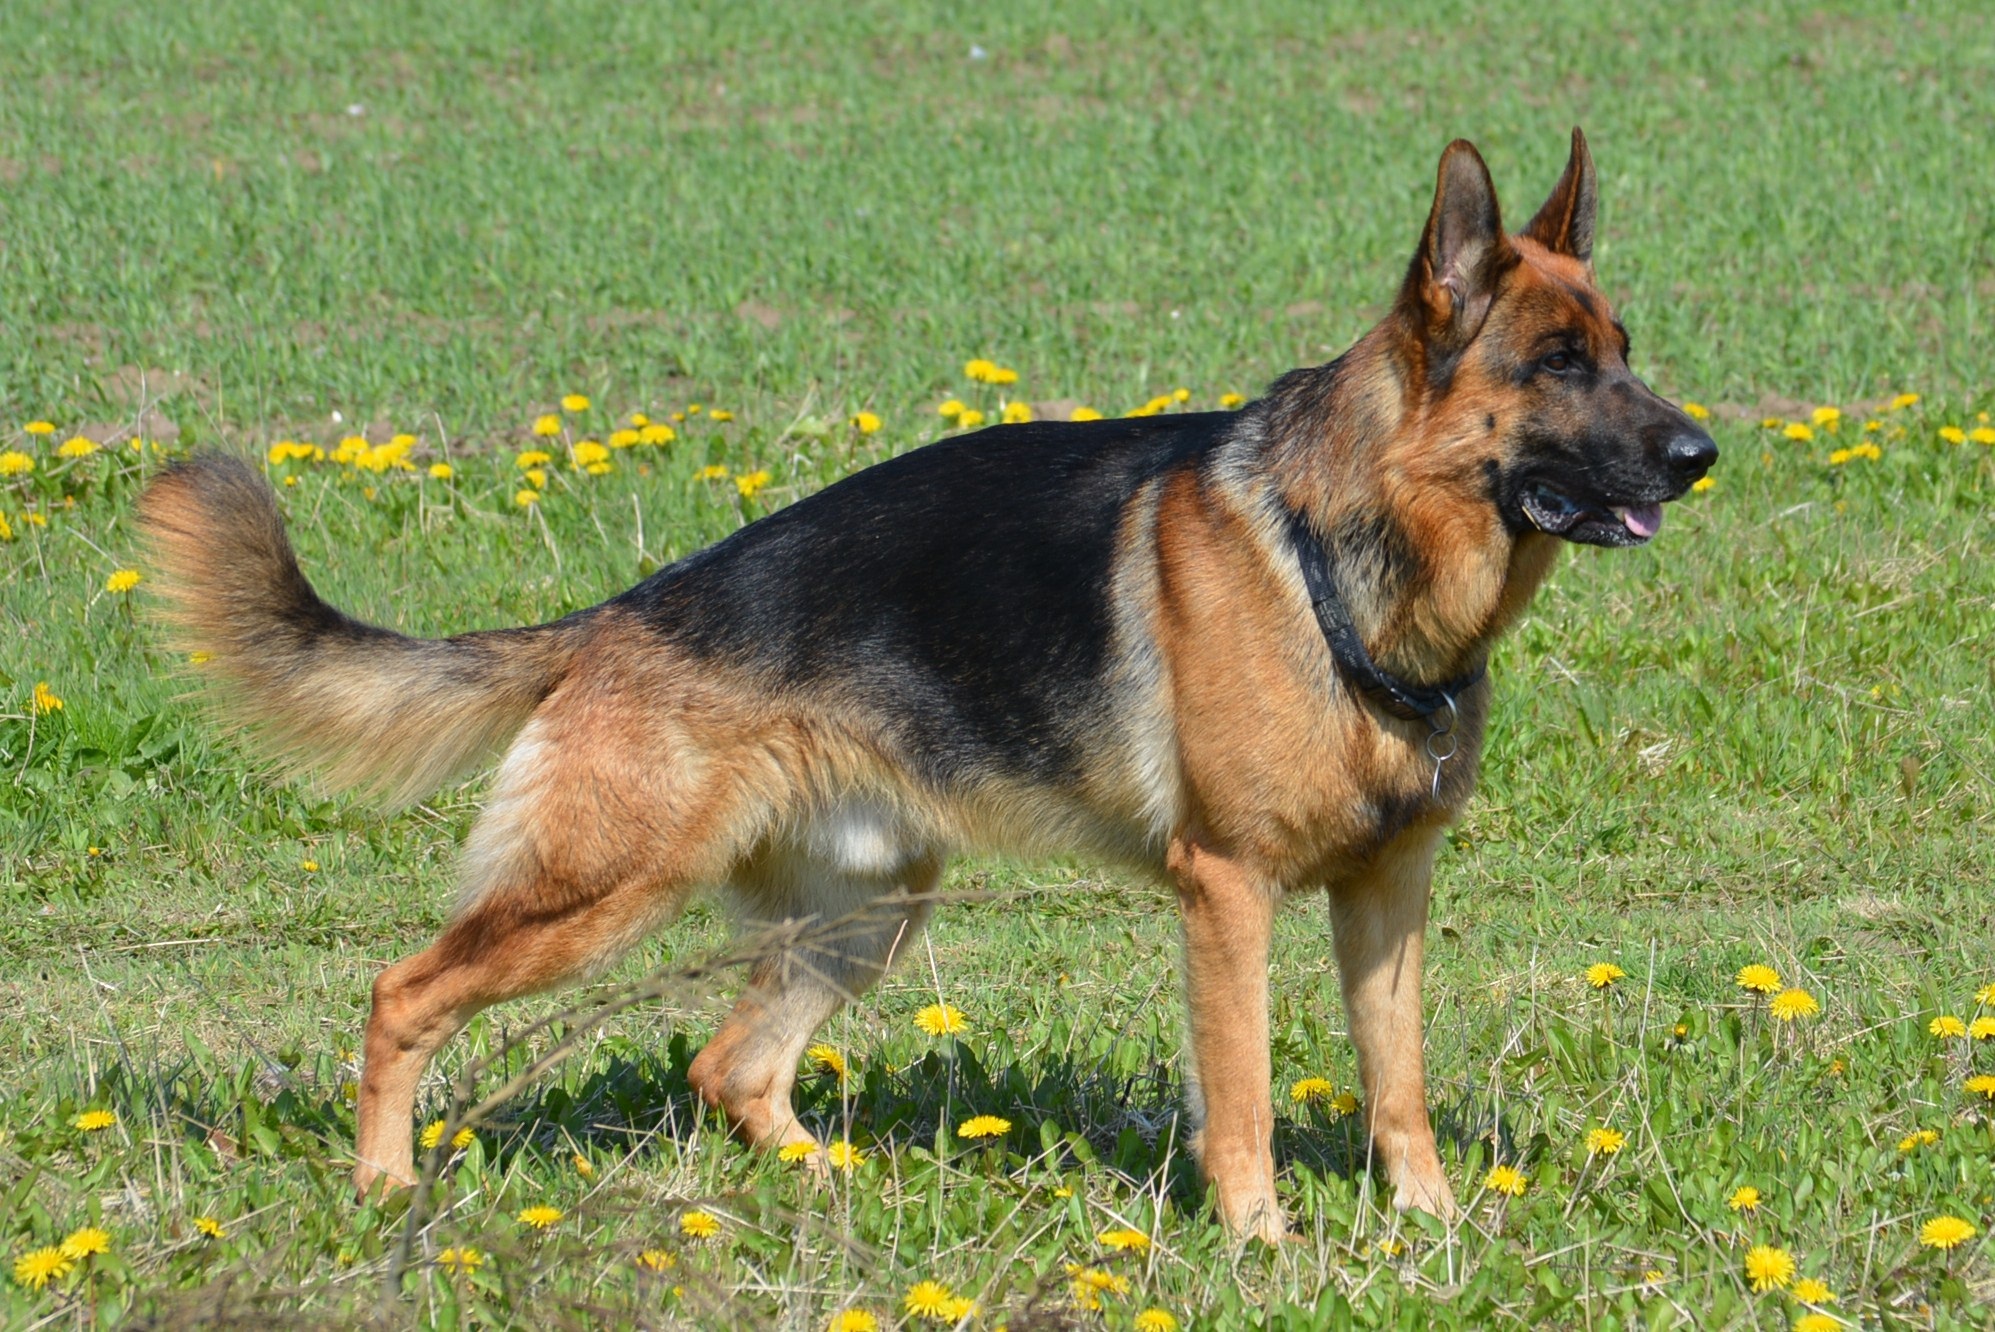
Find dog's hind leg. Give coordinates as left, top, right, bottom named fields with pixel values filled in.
left=351, top=684, right=747, bottom=1198
left=689, top=853, right=941, bottom=1155
left=1327, top=825, right=1457, bottom=1218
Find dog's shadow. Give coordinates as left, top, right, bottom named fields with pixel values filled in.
left=439, top=1034, right=1516, bottom=1208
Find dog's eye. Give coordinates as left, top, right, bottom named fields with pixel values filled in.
left=1542, top=351, right=1575, bottom=375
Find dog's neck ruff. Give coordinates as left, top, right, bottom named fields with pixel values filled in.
left=1281, top=507, right=1486, bottom=724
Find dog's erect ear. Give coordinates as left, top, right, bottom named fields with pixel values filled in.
left=1523, top=127, right=1597, bottom=264
left=1403, top=139, right=1513, bottom=347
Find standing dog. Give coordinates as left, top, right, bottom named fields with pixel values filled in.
left=140, top=129, right=1713, bottom=1240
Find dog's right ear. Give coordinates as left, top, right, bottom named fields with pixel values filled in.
left=1400, top=139, right=1515, bottom=350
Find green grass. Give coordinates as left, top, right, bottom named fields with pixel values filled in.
left=4, top=0, right=1995, bottom=1326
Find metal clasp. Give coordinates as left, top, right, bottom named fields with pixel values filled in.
left=1425, top=693, right=1460, bottom=800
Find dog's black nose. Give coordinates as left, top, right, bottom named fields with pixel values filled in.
left=1664, top=428, right=1718, bottom=479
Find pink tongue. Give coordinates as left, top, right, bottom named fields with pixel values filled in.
left=1614, top=503, right=1663, bottom=538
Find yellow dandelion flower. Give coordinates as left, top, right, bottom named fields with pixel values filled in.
left=427, top=462, right=453, bottom=480
left=695, top=464, right=730, bottom=482
left=24, top=420, right=56, bottom=435
left=193, top=1216, right=226, bottom=1239
left=0, top=513, right=12, bottom=541
left=436, top=1245, right=484, bottom=1272
left=572, top=440, right=611, bottom=468
left=1793, top=1315, right=1838, bottom=1332
left=1770, top=988, right=1820, bottom=1022
left=1810, top=406, right=1841, bottom=428
left=1691, top=475, right=1716, bottom=493
left=937, top=399, right=966, bottom=420
left=1890, top=392, right=1920, bottom=410
left=707, top=409, right=734, bottom=422
left=1971, top=427, right=1995, bottom=445
left=1219, top=393, right=1246, bottom=410
left=57, top=436, right=99, bottom=458
left=71, top=1108, right=115, bottom=1131
left=1586, top=962, right=1626, bottom=989
left=1736, top=965, right=1782, bottom=995
left=516, top=1205, right=562, bottom=1230
left=1001, top=401, right=1033, bottom=424
left=735, top=468, right=773, bottom=500
left=914, top=1003, right=967, bottom=1036
left=586, top=462, right=613, bottom=476
left=106, top=568, right=142, bottom=594
left=420, top=1120, right=475, bottom=1150
left=678, top=1210, right=720, bottom=1239
left=59, top=1228, right=110, bottom=1259
left=1098, top=1227, right=1150, bottom=1251
left=531, top=414, right=562, bottom=437
left=825, top=1140, right=864, bottom=1171
left=1070, top=406, right=1103, bottom=421
left=636, top=1248, right=675, bottom=1271
left=1290, top=1077, right=1336, bottom=1104
left=1919, top=1215, right=1975, bottom=1249
left=904, top=1280, right=955, bottom=1319
left=1827, top=448, right=1852, bottom=466
left=1682, top=401, right=1711, bottom=420
left=0, top=450, right=35, bottom=475
left=1135, top=1311, right=1180, bottom=1332
left=190, top=650, right=214, bottom=664
left=1968, top=1017, right=1995, bottom=1041
left=1484, top=1164, right=1528, bottom=1196
left=561, top=394, right=590, bottom=413
left=1586, top=1126, right=1626, bottom=1156
left=299, top=859, right=319, bottom=872
left=1329, top=1091, right=1360, bottom=1116
left=1898, top=1128, right=1940, bottom=1152
left=515, top=450, right=553, bottom=469
left=807, top=1044, right=848, bottom=1080
left=638, top=424, right=676, bottom=445
left=1067, top=1263, right=1129, bottom=1308
left=957, top=409, right=986, bottom=428
left=1939, top=426, right=1966, bottom=444
left=1930, top=1015, right=1966, bottom=1038
left=963, top=358, right=998, bottom=382
left=1852, top=441, right=1881, bottom=460
left=1864, top=419, right=1881, bottom=431
left=1744, top=1244, right=1794, bottom=1291
left=828, top=1310, right=879, bottom=1332
left=1728, top=1185, right=1761, bottom=1212
left=514, top=489, right=540, bottom=507
left=957, top=1114, right=1011, bottom=1140
left=1782, top=423, right=1814, bottom=442
left=608, top=428, right=640, bottom=448
left=12, top=1246, right=73, bottom=1290
left=687, top=403, right=703, bottom=415
left=1760, top=417, right=1783, bottom=429
left=1977, top=982, right=1995, bottom=1005
left=778, top=1141, right=819, bottom=1163
left=850, top=411, right=881, bottom=434
left=1964, top=1074, right=1995, bottom=1099
left=1791, top=1277, right=1835, bottom=1304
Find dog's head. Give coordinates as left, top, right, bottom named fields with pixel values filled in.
left=1395, top=129, right=1716, bottom=548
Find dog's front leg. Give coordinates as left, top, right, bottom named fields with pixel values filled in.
left=1168, top=835, right=1286, bottom=1243
left=1327, top=825, right=1456, bottom=1218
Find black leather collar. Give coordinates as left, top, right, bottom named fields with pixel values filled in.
left=1282, top=507, right=1485, bottom=723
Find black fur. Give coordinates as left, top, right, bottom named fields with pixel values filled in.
left=623, top=415, right=1233, bottom=788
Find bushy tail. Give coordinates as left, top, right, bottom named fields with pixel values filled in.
left=138, top=455, right=586, bottom=807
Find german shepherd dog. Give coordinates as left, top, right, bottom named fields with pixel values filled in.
left=139, top=129, right=1714, bottom=1240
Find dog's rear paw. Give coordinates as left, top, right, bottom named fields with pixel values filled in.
left=1389, top=1172, right=1459, bottom=1221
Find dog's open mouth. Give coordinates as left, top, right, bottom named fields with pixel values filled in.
left=1520, top=482, right=1664, bottom=548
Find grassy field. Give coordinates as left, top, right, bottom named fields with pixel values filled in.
left=5, top=0, right=1995, bottom=1327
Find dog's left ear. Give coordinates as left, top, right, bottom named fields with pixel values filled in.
left=1523, top=127, right=1597, bottom=264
